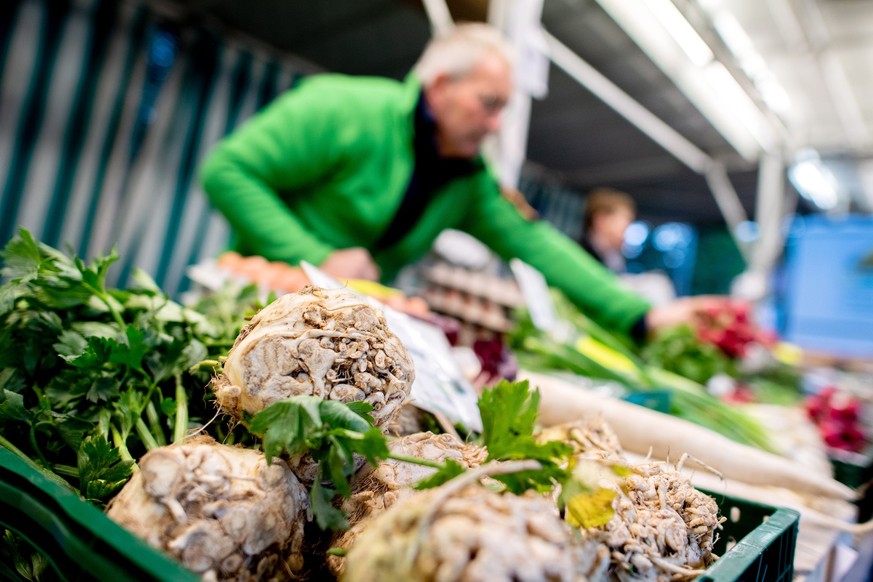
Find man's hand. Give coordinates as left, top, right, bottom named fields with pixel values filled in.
left=319, top=247, right=381, bottom=281
left=645, top=295, right=738, bottom=333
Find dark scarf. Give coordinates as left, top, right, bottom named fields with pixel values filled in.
left=373, top=94, right=481, bottom=250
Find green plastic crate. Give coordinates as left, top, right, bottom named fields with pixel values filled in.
left=0, top=448, right=198, bottom=582
left=698, top=490, right=800, bottom=582
left=829, top=445, right=873, bottom=522
left=0, top=447, right=802, bottom=582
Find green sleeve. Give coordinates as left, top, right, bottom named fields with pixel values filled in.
left=199, top=83, right=345, bottom=265
left=459, top=181, right=651, bottom=334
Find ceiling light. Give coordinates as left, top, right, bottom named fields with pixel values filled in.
left=711, top=11, right=792, bottom=118
left=595, top=0, right=774, bottom=160
left=702, top=61, right=777, bottom=151
left=644, top=0, right=713, bottom=66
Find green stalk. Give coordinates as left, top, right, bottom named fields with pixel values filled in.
left=520, top=333, right=774, bottom=452
left=135, top=418, right=160, bottom=451
left=387, top=452, right=445, bottom=470
left=330, top=428, right=447, bottom=470
left=28, top=423, right=51, bottom=469
left=52, top=464, right=79, bottom=478
left=190, top=359, right=223, bottom=373
left=670, top=388, right=774, bottom=452
left=522, top=337, right=631, bottom=384
left=173, top=373, right=188, bottom=444
left=146, top=401, right=167, bottom=447
left=82, top=283, right=126, bottom=329
left=646, top=367, right=774, bottom=451
left=110, top=424, right=136, bottom=467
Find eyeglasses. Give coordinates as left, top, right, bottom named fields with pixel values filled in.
left=478, top=94, right=507, bottom=115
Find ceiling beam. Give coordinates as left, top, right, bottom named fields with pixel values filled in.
left=543, top=29, right=712, bottom=174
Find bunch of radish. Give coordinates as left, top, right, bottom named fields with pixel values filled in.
left=694, top=301, right=776, bottom=359
left=805, top=386, right=868, bottom=453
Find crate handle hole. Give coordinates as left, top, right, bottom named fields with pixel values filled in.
left=726, top=536, right=737, bottom=552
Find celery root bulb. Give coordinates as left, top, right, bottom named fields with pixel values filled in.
left=595, top=457, right=724, bottom=580
left=328, top=432, right=488, bottom=576
left=106, top=436, right=309, bottom=581
left=214, top=286, right=414, bottom=427
left=342, top=483, right=585, bottom=582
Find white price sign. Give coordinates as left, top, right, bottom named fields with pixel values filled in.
left=509, top=258, right=557, bottom=332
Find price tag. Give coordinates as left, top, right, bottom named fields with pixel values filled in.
left=300, top=262, right=483, bottom=431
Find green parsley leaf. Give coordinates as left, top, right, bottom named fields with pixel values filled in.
left=477, top=380, right=574, bottom=494
left=249, top=397, right=323, bottom=462
left=345, top=426, right=390, bottom=466
left=108, top=326, right=146, bottom=372
left=325, top=435, right=355, bottom=497
left=77, top=435, right=134, bottom=503
left=63, top=336, right=114, bottom=370
left=0, top=228, right=43, bottom=282
left=346, top=400, right=376, bottom=425
left=0, top=388, right=28, bottom=422
left=86, top=376, right=121, bottom=404
left=310, top=478, right=348, bottom=531
left=319, top=400, right=371, bottom=434
left=478, top=379, right=540, bottom=459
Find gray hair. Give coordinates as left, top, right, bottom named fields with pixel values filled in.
left=413, top=23, right=515, bottom=86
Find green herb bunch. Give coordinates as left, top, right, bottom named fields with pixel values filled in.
left=0, top=229, right=255, bottom=505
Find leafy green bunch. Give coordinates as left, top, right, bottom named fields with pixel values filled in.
left=0, top=230, right=253, bottom=504
left=642, top=325, right=734, bottom=385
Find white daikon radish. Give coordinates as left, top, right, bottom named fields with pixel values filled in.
left=520, top=370, right=856, bottom=501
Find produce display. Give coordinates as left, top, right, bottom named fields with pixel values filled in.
left=537, top=420, right=723, bottom=580
left=1, top=231, right=868, bottom=581
left=510, top=290, right=775, bottom=451
left=691, top=300, right=775, bottom=359
left=342, top=480, right=587, bottom=582
left=327, top=432, right=488, bottom=576
left=588, top=459, right=722, bottom=579
left=642, top=316, right=802, bottom=407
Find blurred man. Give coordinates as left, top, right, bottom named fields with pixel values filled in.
left=200, top=23, right=718, bottom=341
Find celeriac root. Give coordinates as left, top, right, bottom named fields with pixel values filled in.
left=592, top=456, right=724, bottom=581
left=342, top=461, right=591, bottom=582
left=537, top=420, right=726, bottom=581
left=106, top=436, right=309, bottom=581
left=327, top=432, right=488, bottom=576
left=214, top=286, right=414, bottom=427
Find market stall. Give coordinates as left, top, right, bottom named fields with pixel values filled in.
left=2, top=0, right=873, bottom=580
left=2, top=233, right=871, bottom=581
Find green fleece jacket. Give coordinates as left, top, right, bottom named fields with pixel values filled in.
left=199, top=73, right=650, bottom=334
